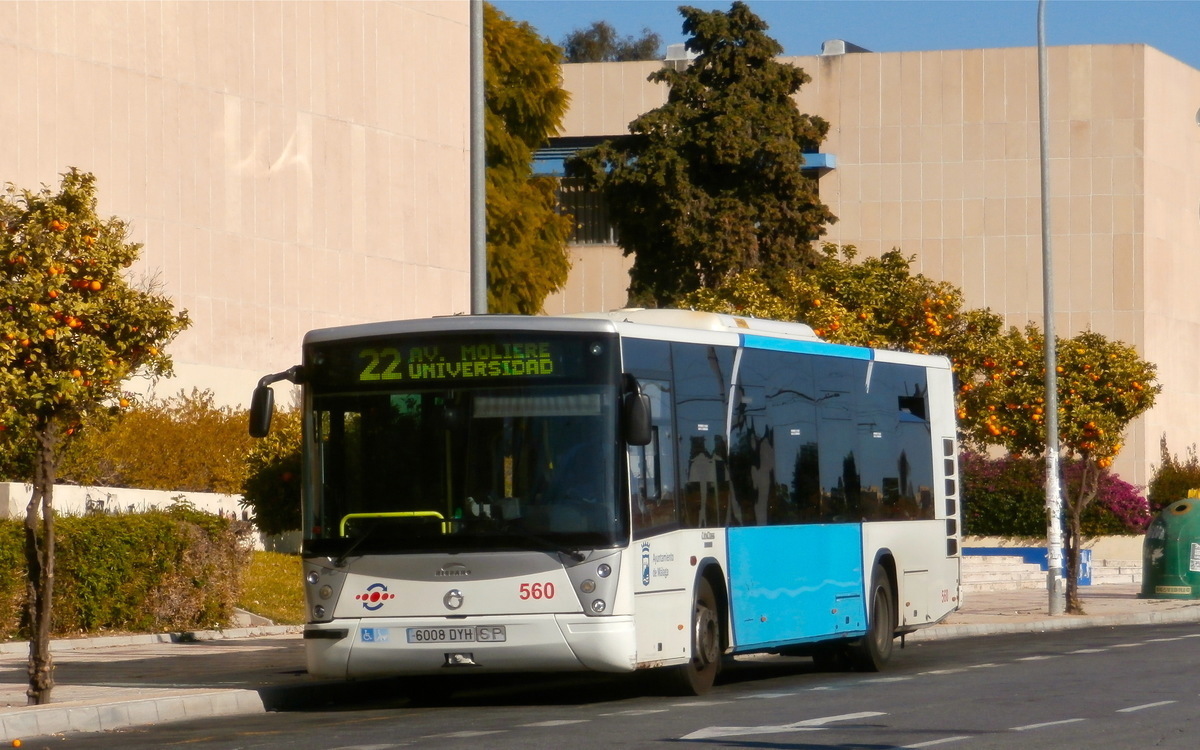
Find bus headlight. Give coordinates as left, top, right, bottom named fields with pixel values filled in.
left=580, top=579, right=596, bottom=594
left=590, top=599, right=606, bottom=614
left=597, top=564, right=612, bottom=578
left=318, top=585, right=334, bottom=600
left=306, top=571, right=320, bottom=585
left=313, top=605, right=327, bottom=619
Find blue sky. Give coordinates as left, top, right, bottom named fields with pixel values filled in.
left=491, top=0, right=1200, bottom=70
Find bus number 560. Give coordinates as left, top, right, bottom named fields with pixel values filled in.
left=519, top=582, right=555, bottom=600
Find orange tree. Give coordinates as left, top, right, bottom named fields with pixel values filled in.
left=957, top=323, right=1160, bottom=612
left=0, top=169, right=190, bottom=705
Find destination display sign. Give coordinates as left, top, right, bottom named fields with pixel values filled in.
left=359, top=341, right=557, bottom=383
left=307, top=332, right=614, bottom=389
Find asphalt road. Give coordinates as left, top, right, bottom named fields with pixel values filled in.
left=22, top=622, right=1200, bottom=750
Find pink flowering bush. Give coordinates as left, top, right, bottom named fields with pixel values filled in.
left=961, top=450, right=1151, bottom=536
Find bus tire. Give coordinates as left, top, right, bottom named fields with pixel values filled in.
left=851, top=564, right=896, bottom=672
left=668, top=576, right=722, bottom=695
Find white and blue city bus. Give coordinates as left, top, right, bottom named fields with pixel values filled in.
left=250, top=309, right=962, bottom=694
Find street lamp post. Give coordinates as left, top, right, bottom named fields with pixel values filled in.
left=1037, top=0, right=1066, bottom=616
left=470, top=0, right=487, bottom=315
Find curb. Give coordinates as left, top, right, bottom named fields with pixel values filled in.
left=0, top=625, right=302, bottom=657
left=0, top=676, right=404, bottom=743
left=905, top=606, right=1200, bottom=642
left=1, top=689, right=267, bottom=742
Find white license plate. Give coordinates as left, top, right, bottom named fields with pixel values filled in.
left=405, top=625, right=507, bottom=644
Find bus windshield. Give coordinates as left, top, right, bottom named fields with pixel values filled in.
left=306, top=382, right=625, bottom=556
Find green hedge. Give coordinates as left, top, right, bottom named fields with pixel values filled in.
left=0, top=506, right=251, bottom=640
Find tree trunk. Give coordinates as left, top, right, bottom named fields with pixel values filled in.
left=1064, top=459, right=1100, bottom=616
left=1064, top=508, right=1083, bottom=614
left=23, top=423, right=58, bottom=705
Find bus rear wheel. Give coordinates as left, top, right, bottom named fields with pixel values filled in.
left=850, top=564, right=896, bottom=672
left=668, top=577, right=722, bottom=695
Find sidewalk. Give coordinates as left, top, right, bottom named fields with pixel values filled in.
left=3, top=584, right=1199, bottom=742
left=906, top=582, right=1200, bottom=641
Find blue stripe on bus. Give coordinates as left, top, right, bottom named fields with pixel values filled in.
left=726, top=524, right=868, bottom=651
left=741, top=334, right=873, bottom=360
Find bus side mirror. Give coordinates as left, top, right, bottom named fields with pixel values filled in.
left=249, top=385, right=275, bottom=438
left=623, top=391, right=652, bottom=446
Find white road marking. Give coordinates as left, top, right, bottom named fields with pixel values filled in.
left=1117, top=700, right=1177, bottom=713
left=673, top=700, right=731, bottom=707
left=599, top=709, right=669, bottom=717
left=1016, top=655, right=1060, bottom=661
left=1069, top=648, right=1107, bottom=654
left=520, top=719, right=592, bottom=727
left=1011, top=718, right=1086, bottom=731
left=903, top=736, right=973, bottom=748
left=422, top=731, right=507, bottom=738
left=681, top=710, right=886, bottom=740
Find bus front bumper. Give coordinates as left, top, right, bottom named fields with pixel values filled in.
left=304, top=614, right=636, bottom=679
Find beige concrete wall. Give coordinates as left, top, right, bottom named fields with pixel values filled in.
left=552, top=44, right=1200, bottom=486
left=542, top=244, right=634, bottom=315
left=0, top=1, right=472, bottom=406
left=794, top=45, right=1147, bottom=343
left=1139, top=47, right=1200, bottom=476
left=560, top=60, right=669, bottom=137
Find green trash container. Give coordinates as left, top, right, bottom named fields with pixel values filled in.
left=1142, top=499, right=1200, bottom=599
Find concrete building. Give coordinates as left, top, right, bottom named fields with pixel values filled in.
left=544, top=44, right=1200, bottom=486
left=0, top=1, right=472, bottom=407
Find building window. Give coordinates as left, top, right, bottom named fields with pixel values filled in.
left=558, top=177, right=618, bottom=245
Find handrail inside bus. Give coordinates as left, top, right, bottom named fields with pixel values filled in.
left=339, top=511, right=447, bottom=536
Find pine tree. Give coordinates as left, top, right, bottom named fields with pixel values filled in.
left=568, top=2, right=836, bottom=307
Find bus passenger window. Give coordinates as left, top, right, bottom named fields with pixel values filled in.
left=673, top=344, right=733, bottom=529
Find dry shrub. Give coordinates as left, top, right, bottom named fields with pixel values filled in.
left=58, top=388, right=253, bottom=494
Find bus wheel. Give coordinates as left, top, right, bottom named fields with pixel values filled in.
left=850, top=564, right=896, bottom=672
left=668, top=577, right=722, bottom=695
